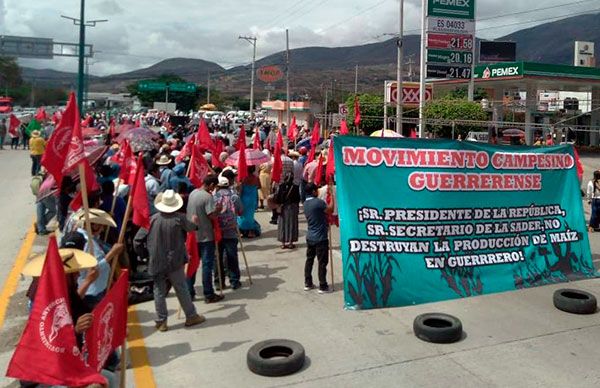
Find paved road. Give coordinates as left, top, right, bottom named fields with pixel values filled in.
left=0, top=150, right=599, bottom=387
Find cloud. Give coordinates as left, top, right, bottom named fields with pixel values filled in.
left=94, top=0, right=124, bottom=16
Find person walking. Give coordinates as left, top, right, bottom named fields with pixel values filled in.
left=187, top=174, right=225, bottom=303
left=303, top=183, right=333, bottom=293
left=29, top=130, right=45, bottom=176
left=587, top=170, right=600, bottom=231
left=134, top=190, right=206, bottom=332
left=0, top=118, right=6, bottom=150
left=277, top=172, right=300, bottom=249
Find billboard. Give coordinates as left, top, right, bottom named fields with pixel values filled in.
left=257, top=65, right=284, bottom=83
left=0, top=35, right=53, bottom=59
left=427, top=0, right=475, bottom=19
left=479, top=41, right=517, bottom=63
left=385, top=82, right=433, bottom=106
left=334, top=136, right=596, bottom=309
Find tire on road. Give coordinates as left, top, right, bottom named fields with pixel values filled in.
left=247, top=339, right=305, bottom=377
left=413, top=313, right=463, bottom=344
left=553, top=288, right=597, bottom=315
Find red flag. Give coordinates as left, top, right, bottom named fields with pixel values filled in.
left=340, top=119, right=349, bottom=135
left=198, top=119, right=215, bottom=152
left=119, top=141, right=137, bottom=185
left=354, top=96, right=361, bottom=128
left=212, top=139, right=225, bottom=169
left=314, top=153, right=324, bottom=186
left=8, top=114, right=20, bottom=138
left=253, top=128, right=262, bottom=150
left=176, top=133, right=195, bottom=164
left=189, top=142, right=211, bottom=188
left=134, top=119, right=141, bottom=127
left=573, top=145, right=584, bottom=182
left=62, top=103, right=86, bottom=175
left=237, top=129, right=248, bottom=182
left=410, top=128, right=417, bottom=138
left=108, top=119, right=116, bottom=139
left=325, top=188, right=339, bottom=226
left=288, top=116, right=298, bottom=141
left=276, top=130, right=284, bottom=150
left=81, top=116, right=92, bottom=128
left=69, top=159, right=99, bottom=211
left=271, top=139, right=283, bottom=184
left=325, top=137, right=335, bottom=182
left=84, top=270, right=128, bottom=372
left=42, top=93, right=79, bottom=188
left=211, top=218, right=222, bottom=243
left=131, top=155, right=150, bottom=229
left=52, top=110, right=62, bottom=125
left=307, top=121, right=321, bottom=163
left=264, top=135, right=271, bottom=152
left=34, top=107, right=48, bottom=121
left=186, top=233, right=200, bottom=278
left=6, top=236, right=106, bottom=386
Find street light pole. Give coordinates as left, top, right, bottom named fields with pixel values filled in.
left=396, top=0, right=404, bottom=135
left=239, top=35, right=257, bottom=118
left=78, top=0, right=86, bottom=115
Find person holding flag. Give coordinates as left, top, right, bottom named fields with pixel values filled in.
left=8, top=114, right=21, bottom=149
left=134, top=190, right=206, bottom=332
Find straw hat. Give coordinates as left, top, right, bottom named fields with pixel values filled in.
left=31, top=130, right=41, bottom=138
left=288, top=150, right=300, bottom=158
left=154, top=190, right=183, bottom=213
left=22, top=248, right=98, bottom=277
left=73, top=208, right=117, bottom=228
left=156, top=154, right=172, bottom=166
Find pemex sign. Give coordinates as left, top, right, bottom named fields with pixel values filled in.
left=428, top=0, right=475, bottom=19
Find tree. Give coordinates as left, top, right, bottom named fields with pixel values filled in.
left=444, top=86, right=488, bottom=101
left=423, top=98, right=488, bottom=138
left=345, top=93, right=384, bottom=135
left=0, top=56, right=23, bottom=89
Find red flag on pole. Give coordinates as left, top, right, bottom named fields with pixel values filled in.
left=189, top=142, right=211, bottom=188
left=288, top=116, right=298, bottom=141
left=314, top=153, right=324, bottom=186
left=131, top=155, right=150, bottom=229
left=325, top=137, right=335, bottom=182
left=573, top=145, right=584, bottom=182
left=212, top=139, right=225, bottom=169
left=354, top=96, right=361, bottom=128
left=198, top=119, right=215, bottom=152
left=237, top=129, right=248, bottom=182
left=211, top=218, right=222, bottom=244
left=34, top=107, right=48, bottom=121
left=410, top=128, right=417, bottom=138
left=52, top=110, right=62, bottom=125
left=118, top=141, right=137, bottom=185
left=271, top=139, right=283, bottom=184
left=276, top=130, right=284, bottom=150
left=8, top=114, right=20, bottom=138
left=307, top=121, right=321, bottom=163
left=69, top=159, right=99, bottom=211
left=253, top=128, right=262, bottom=150
left=186, top=233, right=200, bottom=278
left=108, top=118, right=116, bottom=139
left=84, top=270, right=128, bottom=372
left=42, top=92, right=79, bottom=188
left=6, top=236, right=106, bottom=386
left=339, top=119, right=349, bottom=135
left=62, top=104, right=86, bottom=176
left=176, top=133, right=195, bottom=164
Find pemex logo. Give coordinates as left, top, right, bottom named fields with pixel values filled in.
left=482, top=67, right=491, bottom=79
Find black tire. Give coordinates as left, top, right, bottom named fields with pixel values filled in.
left=413, top=313, right=463, bottom=344
left=553, top=288, right=597, bottom=315
left=247, top=339, right=305, bottom=377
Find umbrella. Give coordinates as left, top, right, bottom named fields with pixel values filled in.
left=501, top=128, right=525, bottom=137
left=82, top=127, right=104, bottom=138
left=295, top=137, right=323, bottom=150
left=225, top=149, right=270, bottom=167
left=370, top=129, right=403, bottom=138
left=116, top=127, right=160, bottom=152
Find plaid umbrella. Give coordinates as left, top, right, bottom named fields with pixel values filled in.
left=116, top=127, right=159, bottom=152
left=225, top=149, right=270, bottom=167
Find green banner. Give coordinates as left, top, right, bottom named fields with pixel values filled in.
left=428, top=0, right=475, bottom=19
left=334, top=137, right=596, bottom=309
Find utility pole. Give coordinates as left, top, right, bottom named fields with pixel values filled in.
left=207, top=70, right=211, bottom=104
left=418, top=0, right=427, bottom=138
left=324, top=86, right=328, bottom=133
left=354, top=64, right=359, bottom=95
left=61, top=6, right=107, bottom=116
left=396, top=0, right=404, bottom=135
left=239, top=35, right=257, bottom=118
left=285, top=29, right=291, bottom=132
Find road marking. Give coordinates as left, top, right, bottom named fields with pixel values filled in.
left=127, top=306, right=156, bottom=388
left=0, top=224, right=36, bottom=330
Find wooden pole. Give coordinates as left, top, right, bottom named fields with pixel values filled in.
left=119, top=339, right=127, bottom=388
left=103, top=179, right=121, bottom=242
left=108, top=193, right=132, bottom=289
left=237, top=227, right=252, bottom=284
left=78, top=163, right=95, bottom=256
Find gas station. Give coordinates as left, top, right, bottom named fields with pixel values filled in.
left=431, top=61, right=600, bottom=145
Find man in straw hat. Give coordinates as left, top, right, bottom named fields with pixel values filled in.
left=156, top=154, right=174, bottom=192
left=134, top=189, right=205, bottom=331
left=28, top=129, right=46, bottom=176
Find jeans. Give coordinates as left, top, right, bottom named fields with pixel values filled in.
left=10, top=137, right=19, bottom=149
left=30, top=154, right=41, bottom=176
left=36, top=196, right=57, bottom=233
left=590, top=198, right=600, bottom=229
left=154, top=266, right=197, bottom=322
left=187, top=241, right=216, bottom=298
left=305, top=239, right=329, bottom=288
left=216, top=238, right=241, bottom=286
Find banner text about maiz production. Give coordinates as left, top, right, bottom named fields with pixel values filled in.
left=334, top=136, right=596, bottom=310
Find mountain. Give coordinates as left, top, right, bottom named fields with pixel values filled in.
left=21, top=67, right=99, bottom=88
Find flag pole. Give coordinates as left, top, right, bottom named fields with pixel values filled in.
left=237, top=227, right=253, bottom=284
left=104, top=179, right=121, bottom=242
left=327, top=182, right=334, bottom=291
left=78, top=163, right=95, bottom=256
left=108, top=193, right=132, bottom=288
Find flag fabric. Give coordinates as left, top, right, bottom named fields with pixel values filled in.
left=288, top=116, right=298, bottom=141
left=253, top=128, right=261, bottom=150
left=189, top=141, right=211, bottom=188
left=211, top=218, right=222, bottom=244
left=176, top=133, right=195, bottom=164
left=52, top=111, right=62, bottom=125
left=8, top=114, right=20, bottom=138
left=25, top=118, right=41, bottom=137
left=271, top=138, right=283, bottom=184
left=314, top=153, right=324, bottom=186
left=237, top=128, right=248, bottom=182
left=81, top=116, right=92, bottom=128
left=325, top=137, right=335, bottom=182
left=573, top=145, right=584, bottom=182
left=6, top=236, right=106, bottom=387
left=264, top=135, right=271, bottom=152
left=118, top=141, right=137, bottom=185
left=134, top=119, right=141, bottom=127
left=212, top=139, right=225, bottom=169
left=108, top=119, right=116, bottom=139
left=62, top=108, right=87, bottom=175
left=276, top=130, right=284, bottom=150
left=185, top=233, right=200, bottom=279
left=84, top=270, right=128, bottom=372
left=197, top=120, right=214, bottom=152
left=325, top=187, right=339, bottom=227
left=42, top=93, right=79, bottom=188
left=131, top=155, right=150, bottom=229
left=340, top=119, right=349, bottom=135
left=34, top=107, right=48, bottom=121
left=410, top=129, right=417, bottom=138
left=354, top=96, right=361, bottom=128
left=69, top=159, right=99, bottom=211
left=307, top=121, right=321, bottom=164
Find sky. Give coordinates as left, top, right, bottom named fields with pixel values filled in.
left=2, top=0, right=599, bottom=76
